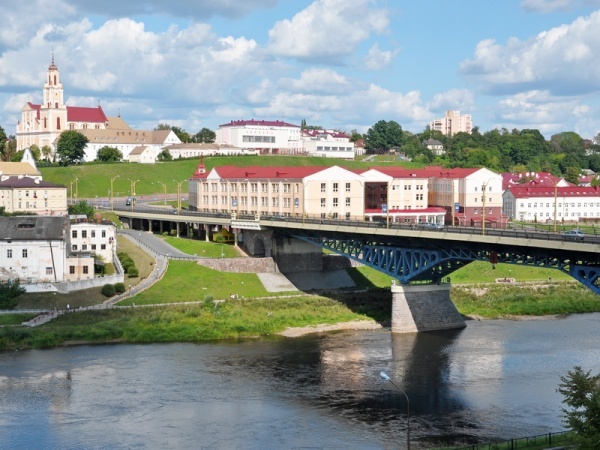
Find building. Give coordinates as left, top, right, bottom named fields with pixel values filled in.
left=215, top=120, right=301, bottom=153
left=162, top=143, right=257, bottom=159
left=0, top=177, right=68, bottom=215
left=430, top=111, right=472, bottom=136
left=77, top=128, right=181, bottom=162
left=299, top=129, right=355, bottom=159
left=69, top=220, right=117, bottom=262
left=503, top=186, right=600, bottom=223
left=422, top=138, right=445, bottom=156
left=16, top=56, right=113, bottom=154
left=0, top=216, right=70, bottom=283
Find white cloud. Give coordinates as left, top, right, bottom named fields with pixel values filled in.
left=520, top=0, right=576, bottom=13
left=460, top=11, right=600, bottom=96
left=427, top=89, right=475, bottom=114
left=364, top=44, right=395, bottom=70
left=287, top=68, right=351, bottom=95
left=267, top=0, right=389, bottom=61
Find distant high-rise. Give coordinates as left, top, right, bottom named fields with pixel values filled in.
left=430, top=110, right=472, bottom=136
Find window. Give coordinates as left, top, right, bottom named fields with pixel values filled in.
left=91, top=244, right=97, bottom=250
left=72, top=245, right=78, bottom=251
left=7, top=249, right=12, bottom=258
left=82, top=230, right=87, bottom=238
left=91, top=230, right=96, bottom=238
left=101, top=244, right=106, bottom=250
left=333, top=198, right=338, bottom=207
left=321, top=183, right=326, bottom=192
left=22, top=249, right=28, bottom=258
left=69, top=266, right=75, bottom=274
left=321, top=198, right=326, bottom=207
left=83, top=266, right=89, bottom=274
left=346, top=198, right=351, bottom=207
left=46, top=267, right=53, bottom=275
left=333, top=183, right=338, bottom=193
left=72, top=230, right=78, bottom=238
left=346, top=183, right=351, bottom=192
left=102, top=230, right=106, bottom=238
left=82, top=245, right=88, bottom=251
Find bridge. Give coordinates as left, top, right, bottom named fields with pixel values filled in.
left=114, top=205, right=600, bottom=333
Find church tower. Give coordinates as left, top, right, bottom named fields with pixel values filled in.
left=40, top=54, right=67, bottom=139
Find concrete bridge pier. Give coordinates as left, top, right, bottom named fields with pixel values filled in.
left=391, top=284, right=466, bottom=333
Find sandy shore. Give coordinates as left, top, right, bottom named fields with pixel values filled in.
left=278, top=319, right=382, bottom=337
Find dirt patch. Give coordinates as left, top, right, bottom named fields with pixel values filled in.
left=278, top=319, right=382, bottom=337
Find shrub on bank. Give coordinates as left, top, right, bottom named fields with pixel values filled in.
left=114, top=283, right=126, bottom=294
left=101, top=284, right=116, bottom=297
left=127, top=267, right=139, bottom=278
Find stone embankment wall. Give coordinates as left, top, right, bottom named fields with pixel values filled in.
left=197, top=257, right=277, bottom=273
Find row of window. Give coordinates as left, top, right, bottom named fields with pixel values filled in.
left=69, top=266, right=90, bottom=274
left=72, top=244, right=106, bottom=251
left=72, top=229, right=107, bottom=238
left=7, top=249, right=28, bottom=258
left=204, top=182, right=298, bottom=194
left=519, top=202, right=600, bottom=208
left=315, top=146, right=353, bottom=151
left=242, top=135, right=276, bottom=143
left=321, top=183, right=352, bottom=193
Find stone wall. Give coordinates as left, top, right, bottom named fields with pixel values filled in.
left=197, top=257, right=277, bottom=273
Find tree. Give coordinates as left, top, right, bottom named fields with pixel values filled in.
left=193, top=127, right=216, bottom=143
left=41, top=145, right=53, bottom=162
left=96, top=146, right=123, bottom=162
left=157, top=149, right=172, bottom=161
left=68, top=200, right=94, bottom=218
left=364, top=120, right=405, bottom=153
left=558, top=366, right=600, bottom=449
left=0, top=279, right=26, bottom=309
left=56, top=130, right=88, bottom=166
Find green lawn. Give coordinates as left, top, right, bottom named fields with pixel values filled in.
left=40, top=156, right=421, bottom=199
left=159, top=236, right=239, bottom=258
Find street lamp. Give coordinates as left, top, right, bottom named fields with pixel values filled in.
left=155, top=181, right=167, bottom=206
left=69, top=177, right=78, bottom=204
left=128, top=179, right=140, bottom=211
left=380, top=371, right=410, bottom=450
left=110, top=175, right=119, bottom=210
left=481, top=179, right=493, bottom=236
left=173, top=179, right=186, bottom=213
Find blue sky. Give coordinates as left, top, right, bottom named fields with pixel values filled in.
left=1, top=0, right=600, bottom=140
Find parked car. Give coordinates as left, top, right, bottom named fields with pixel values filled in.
left=417, top=222, right=445, bottom=230
left=561, top=229, right=584, bottom=240
left=125, top=197, right=132, bottom=206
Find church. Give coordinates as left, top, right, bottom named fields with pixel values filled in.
left=15, top=57, right=181, bottom=163
left=15, top=56, right=121, bottom=156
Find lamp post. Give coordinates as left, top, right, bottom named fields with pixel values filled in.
left=551, top=179, right=559, bottom=232
left=481, top=179, right=493, bottom=236
left=69, top=177, right=78, bottom=205
left=156, top=181, right=167, bottom=206
left=110, top=175, right=119, bottom=210
left=380, top=371, right=410, bottom=450
left=129, top=179, right=140, bottom=211
left=173, top=180, right=186, bottom=213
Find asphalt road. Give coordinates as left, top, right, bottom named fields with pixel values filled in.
left=119, top=229, right=199, bottom=259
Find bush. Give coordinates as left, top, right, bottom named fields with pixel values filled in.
left=114, top=282, right=126, bottom=294
left=127, top=266, right=139, bottom=278
left=101, top=284, right=116, bottom=297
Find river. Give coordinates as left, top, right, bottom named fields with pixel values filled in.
left=1, top=313, right=600, bottom=449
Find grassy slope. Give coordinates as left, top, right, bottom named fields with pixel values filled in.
left=39, top=156, right=421, bottom=198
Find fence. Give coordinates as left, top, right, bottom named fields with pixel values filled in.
left=450, top=430, right=573, bottom=450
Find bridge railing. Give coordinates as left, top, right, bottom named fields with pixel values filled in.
left=113, top=206, right=600, bottom=244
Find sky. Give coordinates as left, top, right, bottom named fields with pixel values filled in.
left=1, top=0, right=600, bottom=140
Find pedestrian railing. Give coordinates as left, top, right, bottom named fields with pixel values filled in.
left=448, top=430, right=573, bottom=450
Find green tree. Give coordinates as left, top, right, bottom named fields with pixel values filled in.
left=96, top=146, right=123, bottom=162
left=364, top=120, right=405, bottom=153
left=68, top=200, right=94, bottom=218
left=157, top=149, right=172, bottom=161
left=56, top=131, right=88, bottom=166
left=558, top=366, right=600, bottom=449
left=193, top=127, right=216, bottom=143
left=564, top=166, right=581, bottom=184
left=0, top=279, right=26, bottom=309
left=41, top=145, right=53, bottom=161
left=155, top=123, right=191, bottom=143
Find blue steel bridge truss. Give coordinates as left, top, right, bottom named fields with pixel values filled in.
left=291, top=234, right=600, bottom=295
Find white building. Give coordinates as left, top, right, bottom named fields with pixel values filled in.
left=430, top=111, right=472, bottom=136
left=216, top=120, right=301, bottom=153
left=503, top=186, right=600, bottom=223
left=69, top=220, right=117, bottom=262
left=162, top=143, right=258, bottom=159
left=422, top=138, right=445, bottom=155
left=298, top=129, right=355, bottom=159
left=77, top=128, right=181, bottom=162
left=0, top=216, right=70, bottom=283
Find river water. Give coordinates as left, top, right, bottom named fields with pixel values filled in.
left=1, top=314, right=600, bottom=449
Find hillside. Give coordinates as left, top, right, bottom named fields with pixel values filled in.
left=39, top=156, right=421, bottom=198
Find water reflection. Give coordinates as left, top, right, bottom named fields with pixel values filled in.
left=1, top=315, right=600, bottom=449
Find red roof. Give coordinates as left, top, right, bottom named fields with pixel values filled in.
left=28, top=102, right=41, bottom=120
left=507, top=186, right=600, bottom=198
left=365, top=207, right=447, bottom=214
left=190, top=166, right=331, bottom=180
left=219, top=119, right=299, bottom=128
left=67, top=106, right=107, bottom=123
